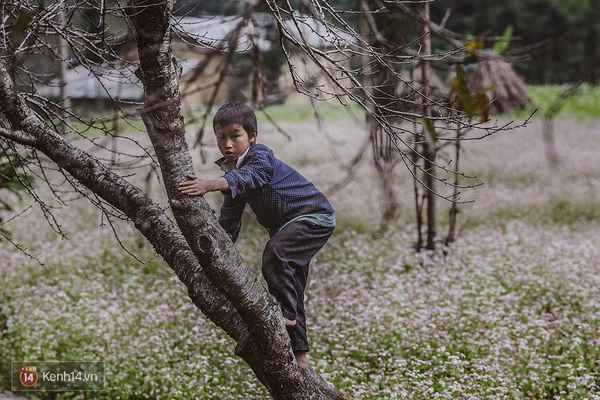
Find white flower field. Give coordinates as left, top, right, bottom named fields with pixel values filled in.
left=1, top=106, right=599, bottom=399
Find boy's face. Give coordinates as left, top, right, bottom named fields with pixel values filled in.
left=215, top=123, right=256, bottom=162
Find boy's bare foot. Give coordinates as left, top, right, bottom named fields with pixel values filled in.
left=284, top=317, right=297, bottom=327
left=295, top=351, right=309, bottom=370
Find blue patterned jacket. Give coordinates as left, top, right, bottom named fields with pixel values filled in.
left=216, top=143, right=334, bottom=241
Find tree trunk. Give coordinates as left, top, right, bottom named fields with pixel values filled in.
left=358, top=0, right=400, bottom=230
left=420, top=2, right=437, bottom=251
left=0, top=0, right=345, bottom=397
left=445, top=130, right=461, bottom=247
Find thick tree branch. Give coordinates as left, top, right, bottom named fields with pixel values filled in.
left=127, top=0, right=344, bottom=398
left=0, top=128, right=36, bottom=146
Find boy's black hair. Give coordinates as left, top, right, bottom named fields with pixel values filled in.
left=213, top=102, right=258, bottom=137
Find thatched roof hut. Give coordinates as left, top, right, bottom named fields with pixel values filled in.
left=469, top=50, right=531, bottom=115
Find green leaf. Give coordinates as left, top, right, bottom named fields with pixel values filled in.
left=452, top=65, right=474, bottom=117
left=465, top=37, right=484, bottom=63
left=466, top=37, right=484, bottom=56
left=422, top=117, right=437, bottom=158
left=493, top=25, right=513, bottom=54
left=473, top=91, right=490, bottom=122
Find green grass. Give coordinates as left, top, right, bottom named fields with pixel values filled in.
left=254, top=84, right=600, bottom=121
left=523, top=83, right=600, bottom=118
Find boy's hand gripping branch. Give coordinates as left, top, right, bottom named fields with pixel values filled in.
left=178, top=174, right=228, bottom=196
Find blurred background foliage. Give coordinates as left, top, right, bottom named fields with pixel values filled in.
left=10, top=0, right=597, bottom=96
left=175, top=0, right=599, bottom=85
left=427, top=0, right=599, bottom=84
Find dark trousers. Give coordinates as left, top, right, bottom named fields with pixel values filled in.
left=262, top=219, right=334, bottom=353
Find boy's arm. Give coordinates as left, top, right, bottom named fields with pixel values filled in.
left=219, top=192, right=245, bottom=242
left=178, top=175, right=228, bottom=196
